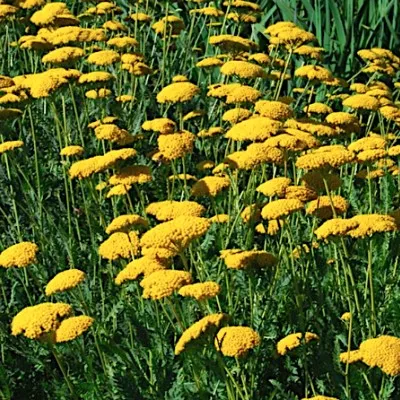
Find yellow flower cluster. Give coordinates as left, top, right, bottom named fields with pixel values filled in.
left=191, top=176, right=231, bottom=197
left=45, top=269, right=86, bottom=296
left=261, top=199, right=304, bottom=220
left=105, top=214, right=148, bottom=235
left=0, top=140, right=24, bottom=154
left=55, top=316, right=94, bottom=343
left=215, top=326, right=261, bottom=357
left=225, top=117, right=282, bottom=141
left=115, top=256, right=168, bottom=285
left=0, top=242, right=38, bottom=268
left=178, top=282, right=220, bottom=300
left=254, top=100, right=293, bottom=120
left=69, top=148, right=137, bottom=179
left=140, top=216, right=210, bottom=256
left=60, top=145, right=83, bottom=157
left=220, top=60, right=265, bottom=79
left=140, top=270, right=192, bottom=300
left=220, top=249, right=278, bottom=269
left=98, top=231, right=140, bottom=260
left=257, top=177, right=292, bottom=197
left=142, top=118, right=176, bottom=134
left=277, top=332, right=319, bottom=355
left=157, top=131, right=196, bottom=160
left=157, top=82, right=200, bottom=104
left=109, top=165, right=152, bottom=185
left=306, top=195, right=348, bottom=219
left=175, top=314, right=226, bottom=355
left=146, top=201, right=205, bottom=221
left=341, top=335, right=400, bottom=376
left=11, top=302, right=72, bottom=339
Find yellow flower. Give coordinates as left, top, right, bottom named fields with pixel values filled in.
left=305, top=102, right=332, bottom=114
left=106, top=184, right=131, bottom=198
left=285, top=186, right=318, bottom=202
left=175, top=314, right=226, bottom=355
left=103, top=21, right=127, bottom=32
left=341, top=312, right=351, bottom=321
left=314, top=218, right=359, bottom=240
left=215, top=326, right=260, bottom=357
left=346, top=214, right=397, bottom=238
left=302, top=397, right=338, bottom=400
left=256, top=177, right=292, bottom=198
left=128, top=12, right=152, bottom=23
left=183, top=110, right=204, bottom=121
left=209, top=34, right=257, bottom=52
left=87, top=50, right=120, bottom=66
left=107, top=36, right=138, bottom=48
left=339, top=350, right=363, bottom=364
left=115, top=256, right=168, bottom=285
left=342, top=94, right=380, bottom=111
left=209, top=214, right=230, bottom=223
left=105, top=214, right=148, bottom=235
left=294, top=45, right=325, bottom=60
left=157, top=82, right=200, bottom=103
left=116, top=94, right=134, bottom=103
left=45, top=269, right=86, bottom=296
left=358, top=335, right=400, bottom=376
left=146, top=201, right=205, bottom=221
left=78, top=71, right=114, bottom=84
left=277, top=332, right=319, bottom=355
left=295, top=65, right=333, bottom=82
left=14, top=0, right=45, bottom=9
left=109, top=165, right=152, bottom=185
left=0, top=140, right=24, bottom=154
left=140, top=270, right=192, bottom=300
left=356, top=149, right=386, bottom=163
left=30, top=3, right=78, bottom=26
left=226, top=85, right=261, bottom=104
left=55, top=316, right=94, bottom=343
left=85, top=88, right=113, bottom=100
left=198, top=127, right=225, bottom=138
left=254, top=100, right=293, bottom=120
left=0, top=242, right=38, bottom=268
left=348, top=136, right=386, bottom=152
left=191, top=176, right=230, bottom=197
left=98, top=231, right=140, bottom=260
left=157, top=131, right=196, bottom=160
left=196, top=57, right=224, bottom=68
left=42, top=46, right=84, bottom=64
left=296, top=148, right=354, bottom=170
left=225, top=117, right=282, bottom=141
left=140, top=216, right=210, bottom=256
left=69, top=148, right=137, bottom=179
left=142, top=118, right=176, bottom=134
left=222, top=108, right=252, bottom=124
left=152, top=15, right=185, bottom=36
left=220, top=249, right=277, bottom=269
left=261, top=199, right=303, bottom=220
left=11, top=303, right=72, bottom=339
left=60, top=145, right=83, bottom=157
left=178, top=282, right=220, bottom=300
left=220, top=60, right=265, bottom=79
left=240, top=204, right=261, bottom=223
left=306, top=195, right=348, bottom=219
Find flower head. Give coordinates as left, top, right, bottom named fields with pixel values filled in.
left=0, top=242, right=38, bottom=268
left=215, top=326, right=260, bottom=357
left=46, top=269, right=86, bottom=296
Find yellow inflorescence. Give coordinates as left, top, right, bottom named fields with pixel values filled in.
left=178, top=282, right=220, bottom=300
left=55, top=316, right=94, bottom=343
left=140, top=270, right=192, bottom=300
left=98, top=231, right=140, bottom=260
left=277, top=332, right=319, bottom=355
left=0, top=242, right=38, bottom=268
left=45, top=269, right=86, bottom=296
left=215, top=326, right=261, bottom=357
left=11, top=302, right=72, bottom=339
left=175, top=314, right=226, bottom=355
left=146, top=201, right=205, bottom=221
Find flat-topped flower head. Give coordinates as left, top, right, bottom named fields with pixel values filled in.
left=215, top=326, right=260, bottom=357
left=157, top=82, right=200, bottom=103
left=192, top=176, right=231, bottom=197
left=220, top=60, right=265, bottom=79
left=105, top=214, right=148, bottom=235
left=140, top=216, right=210, bottom=256
left=98, top=231, right=140, bottom=260
left=226, top=117, right=282, bottom=141
left=0, top=140, right=24, bottom=154
left=140, top=270, right=192, bottom=300
left=0, top=242, right=38, bottom=268
left=256, top=177, right=292, bottom=197
left=146, top=201, right=205, bottom=221
left=314, top=218, right=359, bottom=240
left=60, top=145, right=83, bottom=157
left=55, top=316, right=94, bottom=343
left=261, top=199, right=303, bottom=220
left=175, top=314, right=226, bottom=355
left=220, top=249, right=278, bottom=269
left=178, top=282, right=220, bottom=301
left=46, top=269, right=86, bottom=296
left=12, top=302, right=72, bottom=339
left=157, top=131, right=196, bottom=160
left=277, top=332, right=319, bottom=355
left=254, top=100, right=293, bottom=120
